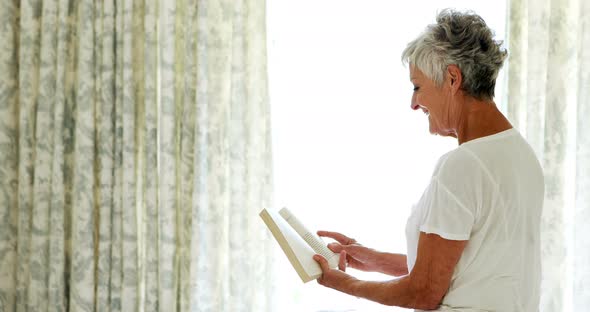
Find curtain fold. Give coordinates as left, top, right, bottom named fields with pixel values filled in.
left=574, top=0, right=590, bottom=308
left=506, top=0, right=590, bottom=310
left=0, top=0, right=273, bottom=311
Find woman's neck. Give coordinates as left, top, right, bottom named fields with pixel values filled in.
left=457, top=99, right=513, bottom=145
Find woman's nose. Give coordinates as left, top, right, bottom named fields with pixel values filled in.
left=410, top=99, right=420, bottom=110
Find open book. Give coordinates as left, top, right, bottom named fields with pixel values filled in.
left=259, top=208, right=340, bottom=283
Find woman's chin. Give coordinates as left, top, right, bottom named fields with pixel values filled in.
left=428, top=123, right=438, bottom=135
left=429, top=125, right=456, bottom=138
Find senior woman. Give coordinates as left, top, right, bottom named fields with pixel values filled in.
left=313, top=9, right=544, bottom=311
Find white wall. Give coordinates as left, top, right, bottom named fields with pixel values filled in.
left=267, top=1, right=507, bottom=310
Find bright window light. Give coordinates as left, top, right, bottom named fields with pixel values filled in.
left=267, top=1, right=507, bottom=311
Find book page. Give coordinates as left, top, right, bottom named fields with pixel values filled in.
left=279, top=208, right=340, bottom=266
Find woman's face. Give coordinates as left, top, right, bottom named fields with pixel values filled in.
left=409, top=65, right=459, bottom=138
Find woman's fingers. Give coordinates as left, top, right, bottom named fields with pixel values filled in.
left=313, top=254, right=330, bottom=272
left=326, top=241, right=372, bottom=263
left=327, top=242, right=343, bottom=253
left=342, top=244, right=373, bottom=262
left=338, top=251, right=347, bottom=271
left=317, top=231, right=376, bottom=271
left=317, top=230, right=357, bottom=245
left=345, top=248, right=375, bottom=272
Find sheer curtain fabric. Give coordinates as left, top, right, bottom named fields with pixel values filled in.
left=506, top=0, right=590, bottom=310
left=0, top=0, right=273, bottom=311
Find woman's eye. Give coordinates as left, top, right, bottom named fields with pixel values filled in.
left=413, top=86, right=420, bottom=91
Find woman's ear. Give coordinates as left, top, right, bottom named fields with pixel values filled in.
left=446, top=65, right=462, bottom=93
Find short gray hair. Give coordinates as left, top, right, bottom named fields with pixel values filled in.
left=401, top=9, right=507, bottom=100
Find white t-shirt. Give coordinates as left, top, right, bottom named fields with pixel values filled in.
left=405, top=128, right=544, bottom=312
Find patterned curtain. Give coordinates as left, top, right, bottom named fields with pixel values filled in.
left=506, top=0, right=590, bottom=310
left=0, top=0, right=273, bottom=311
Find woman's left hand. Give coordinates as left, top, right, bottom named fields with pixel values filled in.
left=313, top=251, right=358, bottom=291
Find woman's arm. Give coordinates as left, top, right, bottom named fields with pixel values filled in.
left=318, top=230, right=409, bottom=276
left=314, top=232, right=467, bottom=310
left=371, top=252, right=408, bottom=276
left=329, top=243, right=408, bottom=276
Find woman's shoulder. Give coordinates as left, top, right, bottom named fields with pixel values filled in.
left=434, top=147, right=483, bottom=175
left=431, top=147, right=497, bottom=191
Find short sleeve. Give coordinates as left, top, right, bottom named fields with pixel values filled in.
left=417, top=177, right=474, bottom=241
left=414, top=147, right=493, bottom=241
